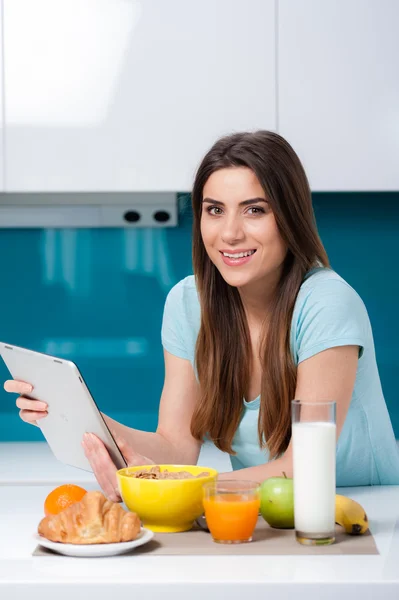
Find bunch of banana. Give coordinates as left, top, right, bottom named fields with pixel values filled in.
left=335, top=494, right=369, bottom=535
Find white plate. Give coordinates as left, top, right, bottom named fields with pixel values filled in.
left=34, top=527, right=154, bottom=557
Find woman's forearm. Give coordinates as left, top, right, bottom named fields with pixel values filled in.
left=102, top=413, right=192, bottom=465
left=102, top=413, right=291, bottom=478
left=218, top=455, right=292, bottom=483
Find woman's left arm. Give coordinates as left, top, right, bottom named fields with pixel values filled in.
left=218, top=344, right=359, bottom=482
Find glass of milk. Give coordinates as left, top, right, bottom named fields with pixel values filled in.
left=291, top=400, right=336, bottom=546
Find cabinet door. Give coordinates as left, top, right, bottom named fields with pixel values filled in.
left=278, top=0, right=399, bottom=191
left=4, top=0, right=276, bottom=192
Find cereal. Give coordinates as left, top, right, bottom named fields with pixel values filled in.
left=127, top=466, right=210, bottom=480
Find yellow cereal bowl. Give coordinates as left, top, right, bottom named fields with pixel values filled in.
left=116, top=464, right=218, bottom=533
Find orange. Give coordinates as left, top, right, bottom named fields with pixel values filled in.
left=44, top=484, right=87, bottom=517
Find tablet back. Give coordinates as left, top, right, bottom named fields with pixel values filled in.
left=0, top=342, right=127, bottom=472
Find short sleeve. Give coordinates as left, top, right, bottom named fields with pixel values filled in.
left=295, top=279, right=369, bottom=364
left=161, top=281, right=190, bottom=360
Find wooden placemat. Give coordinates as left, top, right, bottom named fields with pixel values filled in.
left=33, top=517, right=378, bottom=556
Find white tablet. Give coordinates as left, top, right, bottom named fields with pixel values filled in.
left=0, top=341, right=128, bottom=472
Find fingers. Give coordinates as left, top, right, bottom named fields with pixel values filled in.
left=114, top=435, right=132, bottom=459
left=109, top=428, right=139, bottom=463
left=82, top=433, right=121, bottom=503
left=4, top=381, right=47, bottom=425
left=119, top=439, right=144, bottom=466
left=19, top=409, right=47, bottom=424
left=15, top=396, right=48, bottom=424
left=114, top=434, right=155, bottom=467
left=4, top=380, right=33, bottom=394
left=16, top=397, right=47, bottom=412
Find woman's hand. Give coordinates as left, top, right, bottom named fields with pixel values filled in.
left=82, top=432, right=154, bottom=502
left=4, top=379, right=47, bottom=424
left=4, top=379, right=154, bottom=502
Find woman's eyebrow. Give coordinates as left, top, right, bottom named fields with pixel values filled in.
left=202, top=197, right=268, bottom=206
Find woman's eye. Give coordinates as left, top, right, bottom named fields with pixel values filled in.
left=207, top=206, right=223, bottom=215
left=247, top=206, right=265, bottom=215
left=205, top=205, right=266, bottom=216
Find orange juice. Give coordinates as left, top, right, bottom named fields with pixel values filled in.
left=203, top=493, right=260, bottom=542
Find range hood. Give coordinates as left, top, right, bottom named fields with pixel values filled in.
left=0, top=192, right=178, bottom=228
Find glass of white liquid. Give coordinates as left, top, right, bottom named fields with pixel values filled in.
left=291, top=400, right=336, bottom=546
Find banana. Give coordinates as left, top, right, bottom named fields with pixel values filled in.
left=335, top=494, right=369, bottom=535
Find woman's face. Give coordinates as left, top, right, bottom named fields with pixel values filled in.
left=200, top=167, right=287, bottom=291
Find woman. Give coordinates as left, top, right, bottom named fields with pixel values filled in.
left=6, top=131, right=399, bottom=501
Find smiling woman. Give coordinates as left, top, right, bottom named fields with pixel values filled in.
left=191, top=132, right=329, bottom=461
left=201, top=173, right=286, bottom=286
left=6, top=130, right=399, bottom=501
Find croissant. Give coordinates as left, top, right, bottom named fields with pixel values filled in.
left=38, top=490, right=141, bottom=544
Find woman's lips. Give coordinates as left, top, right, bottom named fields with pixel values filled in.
left=219, top=250, right=256, bottom=267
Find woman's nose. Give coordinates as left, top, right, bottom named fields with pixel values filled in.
left=221, top=217, right=245, bottom=245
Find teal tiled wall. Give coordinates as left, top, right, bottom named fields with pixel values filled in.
left=0, top=193, right=398, bottom=441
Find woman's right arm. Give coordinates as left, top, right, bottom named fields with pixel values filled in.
left=4, top=349, right=202, bottom=466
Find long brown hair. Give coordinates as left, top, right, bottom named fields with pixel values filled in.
left=190, top=131, right=329, bottom=459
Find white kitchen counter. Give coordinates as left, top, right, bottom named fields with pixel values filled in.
left=1, top=442, right=399, bottom=599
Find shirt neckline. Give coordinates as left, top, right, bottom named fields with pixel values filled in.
left=243, top=395, right=260, bottom=410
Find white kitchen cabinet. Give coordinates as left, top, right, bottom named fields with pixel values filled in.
left=3, top=0, right=276, bottom=193
left=278, top=0, right=399, bottom=191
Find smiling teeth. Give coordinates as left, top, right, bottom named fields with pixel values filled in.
left=222, top=250, right=256, bottom=258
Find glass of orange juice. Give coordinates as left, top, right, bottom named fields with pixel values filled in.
left=202, top=480, right=261, bottom=544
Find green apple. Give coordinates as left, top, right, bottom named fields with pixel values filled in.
left=260, top=472, right=295, bottom=529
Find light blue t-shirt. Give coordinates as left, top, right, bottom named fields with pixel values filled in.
left=161, top=268, right=399, bottom=486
